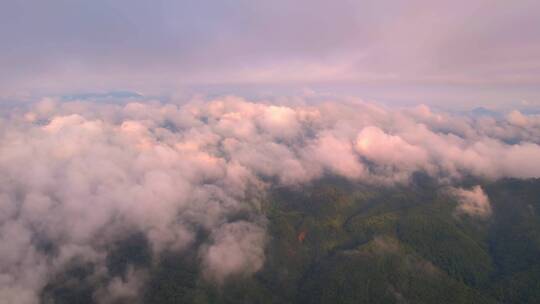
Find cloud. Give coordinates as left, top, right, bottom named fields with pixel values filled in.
left=451, top=186, right=492, bottom=218
left=354, top=126, right=430, bottom=182
left=0, top=96, right=540, bottom=302
left=304, top=131, right=366, bottom=179
left=93, top=268, right=146, bottom=304
left=200, top=221, right=266, bottom=284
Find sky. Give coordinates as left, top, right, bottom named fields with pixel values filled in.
left=1, top=0, right=540, bottom=108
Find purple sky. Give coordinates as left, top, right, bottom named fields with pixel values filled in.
left=1, top=0, right=539, bottom=107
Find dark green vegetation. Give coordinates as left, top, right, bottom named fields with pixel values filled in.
left=42, top=177, right=540, bottom=303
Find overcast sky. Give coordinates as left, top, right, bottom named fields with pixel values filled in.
left=1, top=0, right=540, bottom=107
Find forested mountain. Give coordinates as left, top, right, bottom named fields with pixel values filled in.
left=43, top=177, right=540, bottom=304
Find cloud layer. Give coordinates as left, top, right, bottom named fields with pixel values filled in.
left=1, top=96, right=540, bottom=303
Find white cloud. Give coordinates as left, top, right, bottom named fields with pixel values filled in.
left=0, top=96, right=539, bottom=302
left=451, top=186, right=492, bottom=218
left=200, top=221, right=266, bottom=284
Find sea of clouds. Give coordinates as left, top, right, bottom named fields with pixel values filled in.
left=1, top=96, right=540, bottom=303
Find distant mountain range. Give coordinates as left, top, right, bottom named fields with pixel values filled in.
left=62, top=91, right=143, bottom=101
left=468, top=107, right=502, bottom=118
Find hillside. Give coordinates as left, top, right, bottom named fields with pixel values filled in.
left=42, top=177, right=540, bottom=304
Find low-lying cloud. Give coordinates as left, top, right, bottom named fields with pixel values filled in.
left=451, top=186, right=492, bottom=218
left=1, top=96, right=540, bottom=303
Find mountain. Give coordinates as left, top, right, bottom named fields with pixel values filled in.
left=61, top=91, right=143, bottom=101
left=42, top=176, right=540, bottom=304
left=469, top=107, right=502, bottom=118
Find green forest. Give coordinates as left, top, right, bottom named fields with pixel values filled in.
left=42, top=176, right=540, bottom=304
